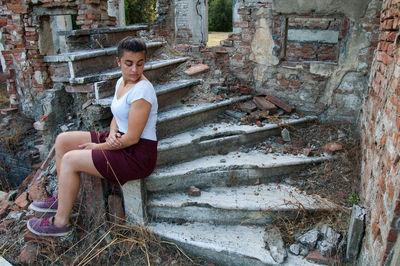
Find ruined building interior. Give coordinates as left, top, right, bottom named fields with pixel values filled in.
left=0, top=0, right=399, bottom=265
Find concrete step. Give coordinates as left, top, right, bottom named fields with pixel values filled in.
left=147, top=184, right=335, bottom=225
left=58, top=24, right=149, bottom=52
left=56, top=57, right=190, bottom=91
left=94, top=79, right=202, bottom=111
left=156, top=115, right=318, bottom=166
left=157, top=95, right=252, bottom=139
left=45, top=41, right=164, bottom=79
left=148, top=151, right=331, bottom=193
left=149, top=222, right=325, bottom=265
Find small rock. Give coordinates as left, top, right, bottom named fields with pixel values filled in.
left=184, top=64, right=210, bottom=76
left=220, top=159, right=226, bottom=163
left=281, top=128, right=291, bottom=142
left=277, top=137, right=285, bottom=144
left=322, top=142, right=343, bottom=153
left=5, top=211, right=23, bottom=221
left=263, top=227, right=287, bottom=263
left=0, top=200, right=11, bottom=219
left=289, top=243, right=300, bottom=255
left=284, top=178, right=294, bottom=185
left=215, top=95, right=223, bottom=102
left=252, top=178, right=260, bottom=185
left=18, top=243, right=39, bottom=264
left=239, top=101, right=257, bottom=113
left=318, top=239, right=336, bottom=257
left=188, top=186, right=201, bottom=197
left=225, top=110, right=246, bottom=120
left=299, top=245, right=310, bottom=256
left=303, top=147, right=312, bottom=156
left=256, top=121, right=263, bottom=127
left=298, top=228, right=320, bottom=249
left=15, top=192, right=29, bottom=209
left=28, top=177, right=49, bottom=202
left=306, top=249, right=332, bottom=264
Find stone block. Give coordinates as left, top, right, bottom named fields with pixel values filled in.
left=298, top=228, right=320, bottom=249
left=346, top=205, right=365, bottom=262
left=122, top=179, right=146, bottom=225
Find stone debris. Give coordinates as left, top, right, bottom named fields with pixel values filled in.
left=298, top=228, right=320, bottom=249
left=28, top=176, right=49, bottom=202
left=225, top=110, right=246, bottom=120
left=263, top=227, right=287, bottom=263
left=265, top=94, right=293, bottom=113
left=346, top=205, right=366, bottom=262
left=184, top=63, right=210, bottom=76
left=281, top=128, right=291, bottom=142
left=188, top=186, right=201, bottom=197
left=5, top=211, right=23, bottom=221
left=322, top=142, right=343, bottom=153
left=15, top=192, right=29, bottom=209
left=239, top=101, right=257, bottom=113
left=289, top=243, right=301, bottom=255
left=306, top=249, right=332, bottom=264
left=253, top=96, right=277, bottom=113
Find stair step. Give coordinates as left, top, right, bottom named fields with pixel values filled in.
left=148, top=184, right=335, bottom=225
left=147, top=151, right=331, bottom=193
left=149, top=222, right=324, bottom=266
left=45, top=41, right=164, bottom=79
left=157, top=95, right=252, bottom=139
left=156, top=115, right=318, bottom=165
left=57, top=57, right=189, bottom=85
left=58, top=24, right=149, bottom=52
left=94, top=79, right=202, bottom=111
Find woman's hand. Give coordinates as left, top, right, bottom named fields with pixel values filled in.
left=106, top=132, right=123, bottom=148
left=78, top=142, right=99, bottom=150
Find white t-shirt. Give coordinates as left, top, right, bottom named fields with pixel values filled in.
left=111, top=77, right=158, bottom=141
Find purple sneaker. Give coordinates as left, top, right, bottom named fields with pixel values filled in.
left=28, top=196, right=58, bottom=213
left=27, top=216, right=71, bottom=236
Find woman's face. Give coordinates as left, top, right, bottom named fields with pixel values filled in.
left=116, top=50, right=146, bottom=84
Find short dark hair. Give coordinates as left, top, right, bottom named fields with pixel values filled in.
left=117, top=37, right=147, bottom=59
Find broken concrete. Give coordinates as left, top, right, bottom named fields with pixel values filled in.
left=264, top=227, right=288, bottom=263
left=298, top=228, right=320, bottom=249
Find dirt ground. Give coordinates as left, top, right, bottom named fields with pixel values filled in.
left=207, top=32, right=230, bottom=46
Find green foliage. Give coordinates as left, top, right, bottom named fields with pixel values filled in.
left=124, top=0, right=156, bottom=25
left=208, top=0, right=233, bottom=32
left=349, top=193, right=360, bottom=205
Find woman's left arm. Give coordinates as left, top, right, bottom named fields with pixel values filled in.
left=80, top=99, right=151, bottom=150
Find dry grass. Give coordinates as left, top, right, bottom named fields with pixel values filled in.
left=207, top=32, right=230, bottom=46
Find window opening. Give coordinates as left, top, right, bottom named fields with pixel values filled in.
left=207, top=0, right=233, bottom=46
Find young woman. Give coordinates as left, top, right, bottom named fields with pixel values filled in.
left=27, top=37, right=158, bottom=236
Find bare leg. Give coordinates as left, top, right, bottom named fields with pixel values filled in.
left=54, top=149, right=104, bottom=227
left=53, top=131, right=104, bottom=227
left=54, top=131, right=93, bottom=178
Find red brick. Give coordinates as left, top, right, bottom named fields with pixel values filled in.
left=379, top=175, right=386, bottom=193
left=184, top=64, right=210, bottom=76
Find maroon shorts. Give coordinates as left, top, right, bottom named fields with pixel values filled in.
left=90, top=131, right=157, bottom=186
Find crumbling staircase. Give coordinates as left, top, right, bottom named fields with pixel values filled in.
left=44, top=24, right=336, bottom=265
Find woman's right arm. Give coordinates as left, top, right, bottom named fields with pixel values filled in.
left=107, top=117, right=122, bottom=148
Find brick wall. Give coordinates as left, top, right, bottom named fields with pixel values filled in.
left=0, top=0, right=116, bottom=113
left=360, top=0, right=400, bottom=264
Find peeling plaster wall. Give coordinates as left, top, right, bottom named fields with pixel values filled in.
left=234, top=0, right=378, bottom=124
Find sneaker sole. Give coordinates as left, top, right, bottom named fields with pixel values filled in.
left=26, top=222, right=71, bottom=237
left=28, top=204, right=58, bottom=213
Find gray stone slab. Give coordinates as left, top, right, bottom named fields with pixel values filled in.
left=147, top=150, right=331, bottom=193
left=148, top=184, right=335, bottom=225
left=149, top=222, right=324, bottom=266
left=346, top=205, right=365, bottom=262
left=156, top=116, right=318, bottom=166
left=58, top=24, right=149, bottom=37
